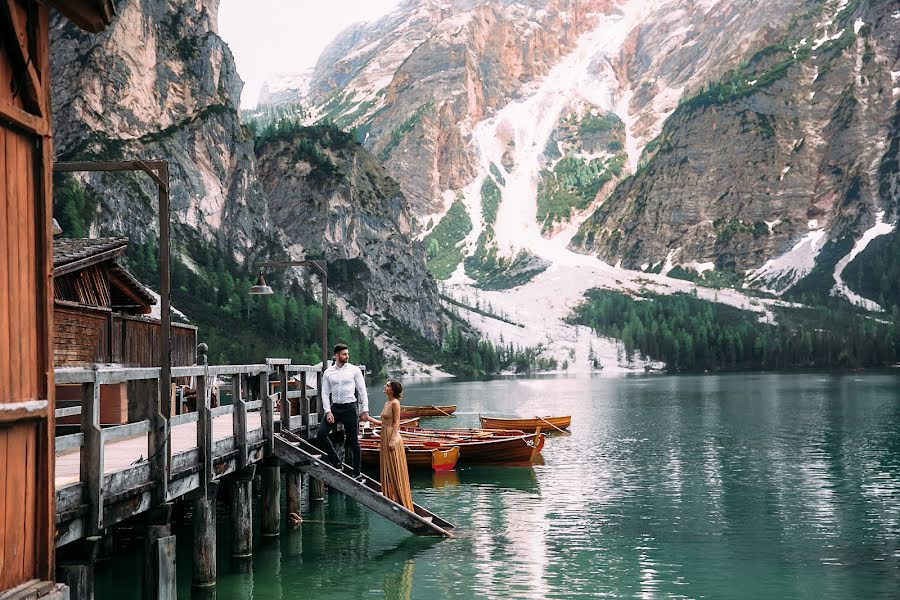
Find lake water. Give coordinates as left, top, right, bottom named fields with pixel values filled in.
left=96, top=374, right=900, bottom=599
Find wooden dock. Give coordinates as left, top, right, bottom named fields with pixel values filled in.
left=50, top=353, right=450, bottom=597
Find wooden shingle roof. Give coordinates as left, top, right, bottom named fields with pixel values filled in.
left=53, top=238, right=156, bottom=309
left=53, top=237, right=128, bottom=276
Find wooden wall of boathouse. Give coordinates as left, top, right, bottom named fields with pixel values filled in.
left=53, top=303, right=198, bottom=368
left=1, top=1, right=115, bottom=595
left=0, top=0, right=55, bottom=590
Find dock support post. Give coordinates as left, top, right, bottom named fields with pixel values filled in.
left=144, top=505, right=175, bottom=600
left=261, top=459, right=281, bottom=538
left=286, top=467, right=302, bottom=518
left=192, top=481, right=219, bottom=590
left=56, top=536, right=100, bottom=600
left=231, top=465, right=256, bottom=571
left=309, top=476, right=325, bottom=502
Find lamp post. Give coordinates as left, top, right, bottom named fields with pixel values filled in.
left=250, top=260, right=328, bottom=371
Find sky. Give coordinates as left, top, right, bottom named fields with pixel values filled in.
left=218, top=0, right=402, bottom=109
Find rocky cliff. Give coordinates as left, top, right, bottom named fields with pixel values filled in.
left=49, top=0, right=444, bottom=347
left=306, top=0, right=609, bottom=218
left=50, top=0, right=267, bottom=250
left=289, top=0, right=834, bottom=289
left=295, top=0, right=898, bottom=307
left=572, top=0, right=900, bottom=300
left=254, top=122, right=444, bottom=341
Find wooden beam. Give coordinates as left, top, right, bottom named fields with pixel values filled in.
left=260, top=460, right=280, bottom=538
left=80, top=371, right=103, bottom=535
left=191, top=482, right=217, bottom=590
left=259, top=372, right=273, bottom=457
left=0, top=100, right=47, bottom=135
left=196, top=362, right=211, bottom=490
left=233, top=376, right=248, bottom=469
left=0, top=0, right=43, bottom=116
left=230, top=466, right=254, bottom=564
left=278, top=365, right=290, bottom=432
left=0, top=399, right=48, bottom=423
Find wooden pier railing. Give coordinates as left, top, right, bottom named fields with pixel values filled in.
left=48, top=350, right=450, bottom=600
left=52, top=356, right=323, bottom=548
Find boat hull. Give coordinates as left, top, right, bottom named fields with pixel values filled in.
left=360, top=443, right=460, bottom=472
left=398, top=405, right=457, bottom=418
left=479, top=415, right=571, bottom=431
left=397, top=427, right=545, bottom=465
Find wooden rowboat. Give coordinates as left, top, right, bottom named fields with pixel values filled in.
left=360, top=441, right=459, bottom=472
left=396, top=426, right=545, bottom=465
left=479, top=415, right=571, bottom=432
left=398, top=405, right=457, bottom=418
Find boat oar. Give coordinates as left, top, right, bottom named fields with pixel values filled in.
left=537, top=416, right=569, bottom=435
left=428, top=405, right=453, bottom=417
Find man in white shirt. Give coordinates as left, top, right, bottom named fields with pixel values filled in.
left=316, top=343, right=369, bottom=479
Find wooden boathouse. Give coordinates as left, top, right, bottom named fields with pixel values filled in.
left=52, top=237, right=197, bottom=424
left=1, top=2, right=452, bottom=598
left=0, top=1, right=115, bottom=597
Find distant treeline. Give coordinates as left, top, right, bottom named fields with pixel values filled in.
left=380, top=315, right=558, bottom=377
left=570, top=289, right=898, bottom=372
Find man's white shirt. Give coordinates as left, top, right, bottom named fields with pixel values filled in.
left=321, top=362, right=369, bottom=414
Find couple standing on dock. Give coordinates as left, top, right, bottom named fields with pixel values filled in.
left=317, top=343, right=414, bottom=510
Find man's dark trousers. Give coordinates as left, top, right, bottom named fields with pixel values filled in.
left=316, top=402, right=361, bottom=476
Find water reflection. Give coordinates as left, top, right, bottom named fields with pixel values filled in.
left=382, top=560, right=414, bottom=600
left=95, top=374, right=900, bottom=600
left=431, top=470, right=460, bottom=488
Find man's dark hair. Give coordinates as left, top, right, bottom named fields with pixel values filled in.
left=333, top=343, right=349, bottom=355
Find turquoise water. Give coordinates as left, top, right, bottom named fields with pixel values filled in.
left=96, top=374, right=900, bottom=599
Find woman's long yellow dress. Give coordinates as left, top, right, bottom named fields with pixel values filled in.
left=379, top=399, right=414, bottom=511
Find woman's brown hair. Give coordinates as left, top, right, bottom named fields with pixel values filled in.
left=386, top=379, right=403, bottom=400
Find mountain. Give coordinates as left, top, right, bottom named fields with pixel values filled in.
left=253, top=121, right=443, bottom=342
left=266, top=0, right=899, bottom=372
left=50, top=0, right=266, bottom=250
left=48, top=0, right=445, bottom=368
left=288, top=0, right=839, bottom=283
left=573, top=0, right=900, bottom=304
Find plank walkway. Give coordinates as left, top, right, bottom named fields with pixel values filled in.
left=55, top=412, right=264, bottom=487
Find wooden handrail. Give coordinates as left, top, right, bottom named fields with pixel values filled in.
left=51, top=356, right=334, bottom=549
left=102, top=420, right=152, bottom=443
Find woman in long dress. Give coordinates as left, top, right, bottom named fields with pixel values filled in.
left=367, top=379, right=414, bottom=510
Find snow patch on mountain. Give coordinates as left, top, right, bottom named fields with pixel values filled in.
left=831, top=211, right=896, bottom=311
left=746, top=229, right=827, bottom=294
left=465, top=0, right=654, bottom=258
left=443, top=250, right=793, bottom=372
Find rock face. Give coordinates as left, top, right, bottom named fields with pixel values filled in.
left=572, top=0, right=900, bottom=293
left=298, top=0, right=898, bottom=301
left=255, top=125, right=443, bottom=341
left=49, top=0, right=444, bottom=343
left=50, top=0, right=267, bottom=250
left=306, top=0, right=609, bottom=218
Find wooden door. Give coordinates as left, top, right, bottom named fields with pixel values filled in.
left=0, top=0, right=55, bottom=590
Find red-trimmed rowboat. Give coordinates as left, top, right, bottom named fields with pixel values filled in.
left=479, top=415, right=571, bottom=432
left=395, top=426, right=545, bottom=465
left=359, top=440, right=459, bottom=471
left=398, top=405, right=457, bottom=418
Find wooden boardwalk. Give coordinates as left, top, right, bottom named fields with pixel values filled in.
left=47, top=357, right=454, bottom=598
left=55, top=412, right=264, bottom=487
left=52, top=360, right=321, bottom=547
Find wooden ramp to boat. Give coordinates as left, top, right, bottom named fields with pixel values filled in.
left=274, top=430, right=454, bottom=537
